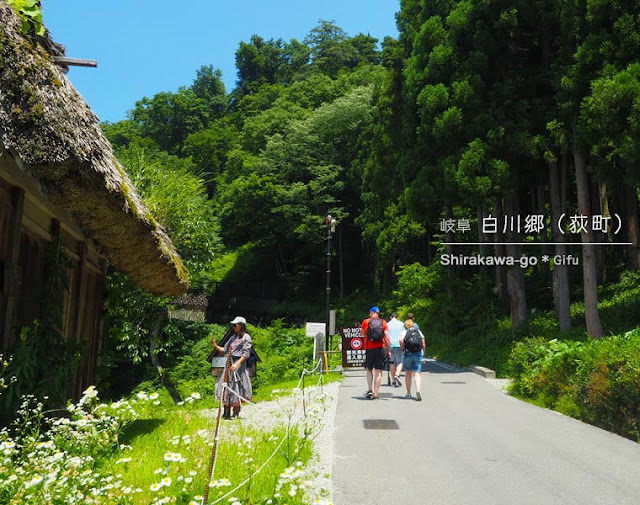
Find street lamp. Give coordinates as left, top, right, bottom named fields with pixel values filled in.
left=325, top=214, right=337, bottom=367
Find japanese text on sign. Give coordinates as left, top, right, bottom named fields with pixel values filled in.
left=341, top=327, right=366, bottom=368
left=440, top=214, right=622, bottom=235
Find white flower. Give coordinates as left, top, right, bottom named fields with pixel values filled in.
left=83, top=385, right=98, bottom=398
left=209, top=478, right=232, bottom=488
left=160, top=476, right=172, bottom=487
left=149, top=392, right=159, bottom=400
left=25, top=475, right=43, bottom=488
left=190, top=392, right=201, bottom=399
left=163, top=451, right=182, bottom=462
left=150, top=483, right=162, bottom=492
left=136, top=391, right=149, bottom=400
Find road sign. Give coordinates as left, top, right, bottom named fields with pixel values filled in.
left=341, top=326, right=365, bottom=368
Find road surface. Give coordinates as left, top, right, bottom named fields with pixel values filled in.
left=332, top=360, right=640, bottom=505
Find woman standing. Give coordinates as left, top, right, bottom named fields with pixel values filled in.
left=211, top=316, right=254, bottom=419
left=399, top=319, right=425, bottom=401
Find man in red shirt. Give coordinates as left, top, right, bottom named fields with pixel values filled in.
left=360, top=306, right=390, bottom=399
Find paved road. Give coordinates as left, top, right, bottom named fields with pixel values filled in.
left=332, top=360, right=640, bottom=505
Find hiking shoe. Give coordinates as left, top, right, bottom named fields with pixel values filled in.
left=416, top=392, right=422, bottom=401
left=394, top=375, right=402, bottom=387
left=366, top=391, right=373, bottom=399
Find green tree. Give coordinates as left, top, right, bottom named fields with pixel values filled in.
left=304, top=20, right=356, bottom=77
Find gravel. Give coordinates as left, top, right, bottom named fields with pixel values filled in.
left=200, top=378, right=340, bottom=503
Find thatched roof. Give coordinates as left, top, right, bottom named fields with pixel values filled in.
left=0, top=3, right=188, bottom=296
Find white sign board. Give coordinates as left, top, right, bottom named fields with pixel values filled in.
left=211, top=357, right=227, bottom=368
left=306, top=322, right=326, bottom=338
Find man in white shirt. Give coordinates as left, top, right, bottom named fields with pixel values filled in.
left=387, top=312, right=405, bottom=387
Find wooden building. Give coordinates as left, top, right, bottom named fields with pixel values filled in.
left=0, top=3, right=188, bottom=398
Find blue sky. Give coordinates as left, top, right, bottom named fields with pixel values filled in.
left=42, top=1, right=400, bottom=123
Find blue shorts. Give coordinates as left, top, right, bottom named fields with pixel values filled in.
left=389, top=347, right=404, bottom=365
left=403, top=351, right=423, bottom=372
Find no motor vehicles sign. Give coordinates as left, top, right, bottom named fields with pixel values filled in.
left=342, top=327, right=365, bottom=368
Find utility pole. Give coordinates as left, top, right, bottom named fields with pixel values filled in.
left=325, top=214, right=336, bottom=371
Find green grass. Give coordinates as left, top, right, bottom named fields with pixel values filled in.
left=98, top=373, right=340, bottom=504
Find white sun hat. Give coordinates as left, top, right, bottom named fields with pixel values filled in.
left=230, top=316, right=247, bottom=325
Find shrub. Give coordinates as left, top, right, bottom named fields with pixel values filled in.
left=508, top=330, right=640, bottom=441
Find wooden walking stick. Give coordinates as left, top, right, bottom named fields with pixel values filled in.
left=203, top=345, right=233, bottom=503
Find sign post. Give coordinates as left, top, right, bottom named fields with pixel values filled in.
left=306, top=322, right=326, bottom=366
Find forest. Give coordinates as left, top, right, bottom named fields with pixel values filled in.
left=99, top=3, right=640, bottom=330
left=96, top=0, right=640, bottom=436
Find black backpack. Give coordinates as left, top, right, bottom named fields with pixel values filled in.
left=404, top=328, right=422, bottom=352
left=367, top=318, right=384, bottom=342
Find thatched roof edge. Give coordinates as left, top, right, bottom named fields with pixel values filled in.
left=0, top=3, right=188, bottom=296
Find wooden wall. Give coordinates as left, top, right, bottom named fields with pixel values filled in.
left=1, top=155, right=106, bottom=400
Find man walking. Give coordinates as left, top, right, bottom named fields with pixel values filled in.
left=361, top=306, right=389, bottom=399
left=387, top=312, right=404, bottom=387
left=407, top=312, right=420, bottom=331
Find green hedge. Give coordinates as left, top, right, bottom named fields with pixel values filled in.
left=155, top=320, right=314, bottom=399
left=508, top=329, right=640, bottom=441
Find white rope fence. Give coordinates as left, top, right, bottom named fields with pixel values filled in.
left=200, top=359, right=329, bottom=505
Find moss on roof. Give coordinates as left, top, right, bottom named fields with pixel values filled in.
left=0, top=2, right=188, bottom=296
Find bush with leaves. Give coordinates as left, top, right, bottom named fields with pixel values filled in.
left=7, top=0, right=44, bottom=35
left=508, top=330, right=640, bottom=441
left=0, top=387, right=138, bottom=505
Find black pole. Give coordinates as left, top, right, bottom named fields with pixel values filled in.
left=325, top=219, right=332, bottom=368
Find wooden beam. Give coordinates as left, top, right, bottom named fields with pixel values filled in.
left=2, top=186, right=25, bottom=349
left=52, top=56, right=97, bottom=68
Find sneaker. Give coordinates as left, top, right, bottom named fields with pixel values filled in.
left=394, top=376, right=402, bottom=387
left=405, top=393, right=412, bottom=399
left=366, top=391, right=373, bottom=399
left=393, top=382, right=399, bottom=388
left=416, top=392, right=422, bottom=401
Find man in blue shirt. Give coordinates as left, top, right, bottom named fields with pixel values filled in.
left=407, top=312, right=420, bottom=331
